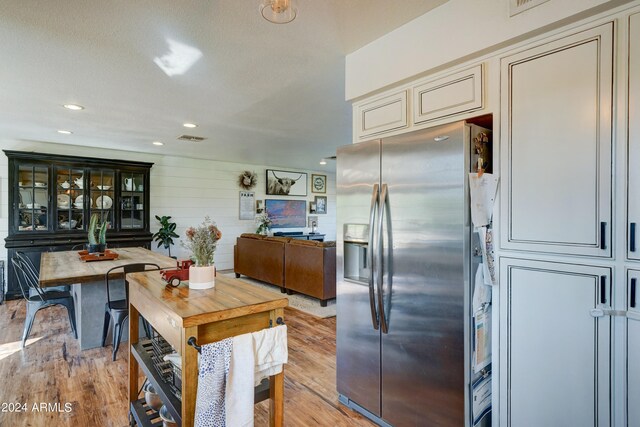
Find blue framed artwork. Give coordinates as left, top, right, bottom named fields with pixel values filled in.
left=265, top=199, right=306, bottom=228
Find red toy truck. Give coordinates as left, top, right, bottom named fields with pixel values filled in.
left=161, top=259, right=194, bottom=287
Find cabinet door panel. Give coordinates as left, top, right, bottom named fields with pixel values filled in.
left=500, top=258, right=611, bottom=427
left=628, top=270, right=640, bottom=427
left=354, top=90, right=408, bottom=140
left=629, top=13, right=640, bottom=260
left=412, top=65, right=483, bottom=124
left=501, top=23, right=613, bottom=257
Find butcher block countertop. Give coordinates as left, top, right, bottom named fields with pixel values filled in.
left=127, top=271, right=289, bottom=328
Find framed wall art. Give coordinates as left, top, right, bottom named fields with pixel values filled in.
left=314, top=196, right=327, bottom=214
left=311, top=174, right=326, bottom=193
left=265, top=199, right=307, bottom=228
left=266, top=169, right=307, bottom=196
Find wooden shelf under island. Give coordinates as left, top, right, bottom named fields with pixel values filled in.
left=127, top=271, right=289, bottom=427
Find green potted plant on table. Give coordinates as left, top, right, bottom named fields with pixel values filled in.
left=87, top=213, right=109, bottom=254
left=152, top=215, right=179, bottom=258
left=181, top=216, right=222, bottom=290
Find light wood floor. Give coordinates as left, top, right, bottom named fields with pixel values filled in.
left=0, top=299, right=373, bottom=427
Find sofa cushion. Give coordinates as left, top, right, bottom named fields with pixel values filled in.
left=287, top=239, right=321, bottom=247
left=264, top=236, right=291, bottom=243
left=240, top=233, right=265, bottom=240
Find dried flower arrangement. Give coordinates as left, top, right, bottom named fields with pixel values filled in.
left=181, top=216, right=222, bottom=266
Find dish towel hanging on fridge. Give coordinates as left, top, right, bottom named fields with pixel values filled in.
left=194, top=338, right=232, bottom=427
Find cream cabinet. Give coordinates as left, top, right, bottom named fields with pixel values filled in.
left=500, top=23, right=613, bottom=257
left=629, top=13, right=640, bottom=260
left=412, top=65, right=483, bottom=125
left=500, top=258, right=611, bottom=427
left=354, top=90, right=408, bottom=140
left=628, top=270, right=640, bottom=427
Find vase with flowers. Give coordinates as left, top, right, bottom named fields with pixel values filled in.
left=255, top=212, right=272, bottom=235
left=181, top=216, right=222, bottom=289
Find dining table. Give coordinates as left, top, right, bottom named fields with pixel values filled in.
left=39, top=247, right=177, bottom=350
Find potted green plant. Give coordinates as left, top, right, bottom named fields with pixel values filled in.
left=87, top=213, right=109, bottom=254
left=152, top=215, right=179, bottom=258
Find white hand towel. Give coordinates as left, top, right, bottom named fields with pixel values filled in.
left=194, top=339, right=232, bottom=427
left=253, top=325, right=288, bottom=386
left=225, top=333, right=254, bottom=427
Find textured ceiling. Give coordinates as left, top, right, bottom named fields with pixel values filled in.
left=0, top=0, right=448, bottom=171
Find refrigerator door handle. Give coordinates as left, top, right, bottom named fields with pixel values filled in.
left=377, top=183, right=391, bottom=334
left=368, top=184, right=380, bottom=330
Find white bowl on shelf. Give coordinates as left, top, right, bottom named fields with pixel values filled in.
left=34, top=182, right=46, bottom=187
left=97, top=185, right=111, bottom=190
left=25, top=203, right=41, bottom=209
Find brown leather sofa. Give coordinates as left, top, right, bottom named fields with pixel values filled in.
left=234, top=234, right=287, bottom=289
left=234, top=233, right=336, bottom=306
left=284, top=239, right=336, bottom=306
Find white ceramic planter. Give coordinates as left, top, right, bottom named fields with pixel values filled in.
left=189, top=265, right=215, bottom=289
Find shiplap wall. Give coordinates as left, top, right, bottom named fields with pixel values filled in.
left=0, top=140, right=336, bottom=270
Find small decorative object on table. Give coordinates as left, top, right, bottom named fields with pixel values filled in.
left=181, top=216, right=221, bottom=290
left=87, top=213, right=109, bottom=254
left=255, top=212, right=272, bottom=235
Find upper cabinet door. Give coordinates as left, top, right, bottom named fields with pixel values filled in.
left=412, top=65, right=483, bottom=125
left=501, top=23, right=613, bottom=257
left=354, top=90, right=408, bottom=140
left=628, top=13, right=640, bottom=261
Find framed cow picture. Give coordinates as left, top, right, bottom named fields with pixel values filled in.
left=266, top=169, right=308, bottom=196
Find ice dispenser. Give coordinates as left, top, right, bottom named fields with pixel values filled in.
left=343, top=223, right=370, bottom=283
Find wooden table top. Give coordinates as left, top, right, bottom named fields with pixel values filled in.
left=39, top=247, right=177, bottom=287
left=128, top=271, right=288, bottom=327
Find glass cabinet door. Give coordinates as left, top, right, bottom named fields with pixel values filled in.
left=18, top=165, right=49, bottom=232
left=120, top=172, right=145, bottom=229
left=55, top=167, right=85, bottom=231
left=89, top=169, right=115, bottom=230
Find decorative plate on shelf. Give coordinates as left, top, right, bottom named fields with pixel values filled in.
left=95, top=195, right=113, bottom=209
left=75, top=195, right=92, bottom=207
left=57, top=194, right=71, bottom=207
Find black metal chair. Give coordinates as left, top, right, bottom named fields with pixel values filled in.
left=11, top=254, right=77, bottom=348
left=102, top=263, right=160, bottom=361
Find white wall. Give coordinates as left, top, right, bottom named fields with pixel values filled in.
left=345, top=0, right=630, bottom=100
left=0, top=140, right=336, bottom=270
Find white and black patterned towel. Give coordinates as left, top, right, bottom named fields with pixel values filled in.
left=194, top=338, right=233, bottom=427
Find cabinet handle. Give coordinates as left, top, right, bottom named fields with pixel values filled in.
left=600, top=222, right=607, bottom=250
left=631, top=223, right=637, bottom=252
left=632, top=278, right=637, bottom=309
left=600, top=276, right=607, bottom=304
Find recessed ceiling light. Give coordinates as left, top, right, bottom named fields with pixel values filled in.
left=319, top=159, right=327, bottom=165
left=57, top=130, right=73, bottom=134
left=152, top=141, right=164, bottom=146
left=183, top=123, right=197, bottom=128
left=63, top=104, right=84, bottom=111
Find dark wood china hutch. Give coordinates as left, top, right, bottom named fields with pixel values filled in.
left=4, top=150, right=153, bottom=300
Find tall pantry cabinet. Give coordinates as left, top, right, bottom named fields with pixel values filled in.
left=627, top=12, right=640, bottom=427
left=500, top=23, right=615, bottom=427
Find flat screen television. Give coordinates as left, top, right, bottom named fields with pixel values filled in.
left=265, top=199, right=306, bottom=228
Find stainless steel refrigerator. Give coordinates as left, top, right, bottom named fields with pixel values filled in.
left=336, top=121, right=487, bottom=427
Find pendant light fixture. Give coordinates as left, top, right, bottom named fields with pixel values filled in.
left=260, top=0, right=297, bottom=24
